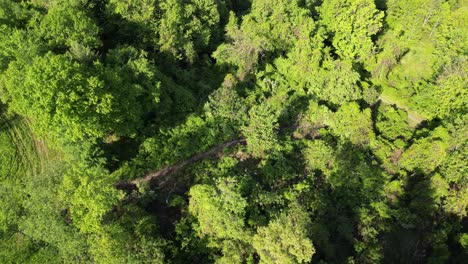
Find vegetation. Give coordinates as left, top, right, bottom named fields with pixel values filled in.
left=0, top=0, right=466, bottom=263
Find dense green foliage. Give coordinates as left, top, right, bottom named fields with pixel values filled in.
left=0, top=0, right=466, bottom=263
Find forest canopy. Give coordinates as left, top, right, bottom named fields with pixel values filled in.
left=0, top=0, right=467, bottom=263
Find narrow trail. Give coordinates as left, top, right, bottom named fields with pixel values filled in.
left=379, top=94, right=426, bottom=127
left=127, top=138, right=247, bottom=186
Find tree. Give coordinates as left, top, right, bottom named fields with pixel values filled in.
left=242, top=102, right=279, bottom=157
left=319, top=0, right=383, bottom=64
left=317, top=59, right=363, bottom=105
left=1, top=53, right=110, bottom=140
left=204, top=74, right=247, bottom=124
left=214, top=0, right=314, bottom=78
left=158, top=0, right=226, bottom=62
left=59, top=163, right=123, bottom=234
left=95, top=46, right=161, bottom=136
left=433, top=58, right=467, bottom=119
left=0, top=0, right=36, bottom=28
left=108, top=0, right=157, bottom=24
left=330, top=102, right=375, bottom=147
left=0, top=47, right=161, bottom=141
left=188, top=178, right=250, bottom=241
left=252, top=204, right=315, bottom=264
left=376, top=104, right=412, bottom=140
left=213, top=11, right=265, bottom=78
left=303, top=140, right=335, bottom=177
left=400, top=126, right=450, bottom=174
left=0, top=24, right=44, bottom=72
left=36, top=0, right=101, bottom=50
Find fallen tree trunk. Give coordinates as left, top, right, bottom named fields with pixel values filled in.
left=116, top=138, right=246, bottom=191
left=116, top=123, right=325, bottom=191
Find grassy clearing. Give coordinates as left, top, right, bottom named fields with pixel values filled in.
left=0, top=112, right=58, bottom=179
left=1, top=113, right=38, bottom=178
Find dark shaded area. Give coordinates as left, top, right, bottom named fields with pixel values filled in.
left=100, top=137, right=139, bottom=172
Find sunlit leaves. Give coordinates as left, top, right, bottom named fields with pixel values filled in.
left=319, top=0, right=383, bottom=63
left=400, top=127, right=450, bottom=174
left=242, top=102, right=279, bottom=157
left=38, top=0, right=101, bottom=50
left=253, top=204, right=315, bottom=264
left=189, top=178, right=249, bottom=241
left=330, top=102, right=375, bottom=147
left=59, top=163, right=123, bottom=234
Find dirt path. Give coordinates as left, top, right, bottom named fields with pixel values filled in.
left=379, top=94, right=426, bottom=127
